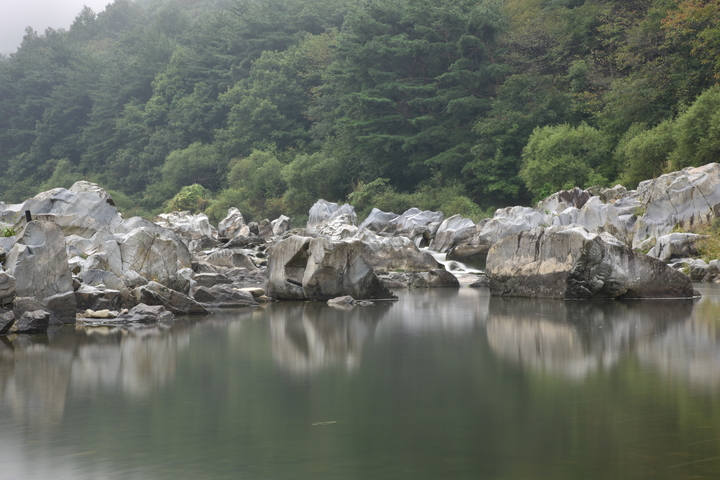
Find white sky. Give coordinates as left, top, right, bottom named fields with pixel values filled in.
left=1, top=0, right=114, bottom=55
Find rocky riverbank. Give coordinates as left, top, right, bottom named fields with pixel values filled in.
left=2, top=163, right=719, bottom=333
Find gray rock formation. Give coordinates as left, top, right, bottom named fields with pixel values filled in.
left=631, top=163, right=720, bottom=246
left=486, top=225, right=695, bottom=299
left=14, top=310, right=50, bottom=333
left=0, top=309, right=15, bottom=334
left=266, top=236, right=396, bottom=301
left=355, top=230, right=440, bottom=271
left=0, top=271, right=16, bottom=305
left=192, top=284, right=258, bottom=308
left=3, top=221, right=76, bottom=323
left=132, top=281, right=210, bottom=315
left=357, top=208, right=399, bottom=232
left=217, top=207, right=247, bottom=239
left=155, top=211, right=218, bottom=243
left=75, top=284, right=122, bottom=311
left=647, top=233, right=704, bottom=262
left=429, top=214, right=476, bottom=253
left=307, top=199, right=357, bottom=228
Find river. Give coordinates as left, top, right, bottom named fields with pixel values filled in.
left=1, top=284, right=720, bottom=479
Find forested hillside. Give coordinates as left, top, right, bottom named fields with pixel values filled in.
left=1, top=0, right=719, bottom=223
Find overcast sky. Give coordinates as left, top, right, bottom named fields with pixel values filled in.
left=1, top=0, right=114, bottom=55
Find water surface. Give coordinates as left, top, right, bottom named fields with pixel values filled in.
left=2, top=285, right=720, bottom=479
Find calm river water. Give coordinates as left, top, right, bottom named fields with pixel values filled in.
left=2, top=284, right=720, bottom=479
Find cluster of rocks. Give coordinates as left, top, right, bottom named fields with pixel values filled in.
left=3, top=162, right=720, bottom=332
left=0, top=182, right=272, bottom=335
left=271, top=164, right=720, bottom=300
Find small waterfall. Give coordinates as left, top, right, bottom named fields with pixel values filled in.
left=421, top=248, right=484, bottom=274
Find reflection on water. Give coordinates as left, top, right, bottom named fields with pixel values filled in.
left=266, top=301, right=390, bottom=374
left=2, top=286, right=720, bottom=479
left=486, top=297, right=694, bottom=380
left=0, top=320, right=197, bottom=429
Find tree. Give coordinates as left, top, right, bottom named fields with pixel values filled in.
left=315, top=0, right=509, bottom=190
left=615, top=120, right=674, bottom=188
left=668, top=85, right=720, bottom=170
left=520, top=122, right=613, bottom=199
left=162, top=142, right=223, bottom=191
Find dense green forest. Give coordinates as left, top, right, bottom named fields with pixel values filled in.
left=1, top=0, right=719, bottom=223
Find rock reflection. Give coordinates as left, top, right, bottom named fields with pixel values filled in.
left=0, top=320, right=198, bottom=427
left=379, top=288, right=490, bottom=334
left=268, top=302, right=392, bottom=375
left=486, top=297, right=694, bottom=380
left=638, top=294, right=720, bottom=391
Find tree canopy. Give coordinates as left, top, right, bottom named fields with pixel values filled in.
left=0, top=0, right=718, bottom=221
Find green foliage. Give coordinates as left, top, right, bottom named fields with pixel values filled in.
left=315, top=0, right=509, bottom=190
left=2, top=0, right=720, bottom=218
left=282, top=151, right=346, bottom=216
left=615, top=120, right=674, bottom=188
left=520, top=123, right=612, bottom=199
left=165, top=184, right=212, bottom=214
left=669, top=85, right=720, bottom=170
left=348, top=174, right=487, bottom=223
left=205, top=188, right=253, bottom=224
left=693, top=219, right=720, bottom=262
left=162, top=142, right=223, bottom=191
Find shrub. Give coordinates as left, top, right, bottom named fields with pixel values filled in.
left=669, top=85, right=720, bottom=170
left=165, top=184, right=212, bottom=214
left=520, top=123, right=613, bottom=200
left=615, top=120, right=675, bottom=189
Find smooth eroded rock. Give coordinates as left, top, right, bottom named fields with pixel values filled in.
left=267, top=236, right=396, bottom=301
left=486, top=225, right=696, bottom=299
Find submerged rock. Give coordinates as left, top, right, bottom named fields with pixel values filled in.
left=486, top=225, right=696, bottom=299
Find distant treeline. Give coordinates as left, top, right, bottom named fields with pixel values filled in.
left=1, top=0, right=719, bottom=223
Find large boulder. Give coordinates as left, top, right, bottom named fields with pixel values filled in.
left=192, top=284, right=258, bottom=309
left=631, top=163, right=720, bottom=247
left=115, top=216, right=191, bottom=269
left=267, top=236, right=396, bottom=301
left=14, top=310, right=50, bottom=333
left=0, top=271, right=16, bottom=306
left=429, top=214, right=476, bottom=253
left=132, top=281, right=210, bottom=315
left=536, top=187, right=592, bottom=213
left=355, top=230, right=440, bottom=271
left=3, top=221, right=76, bottom=323
left=0, top=309, right=15, bottom=335
left=13, top=181, right=123, bottom=232
left=217, top=207, right=247, bottom=239
left=388, top=208, right=444, bottom=233
left=475, top=206, right=547, bottom=245
left=357, top=208, right=399, bottom=232
left=119, top=227, right=188, bottom=294
left=155, top=211, right=217, bottom=241
left=313, top=214, right=359, bottom=240
left=647, top=233, right=704, bottom=262
left=307, top=200, right=357, bottom=228
left=486, top=225, right=696, bottom=299
left=378, top=269, right=460, bottom=289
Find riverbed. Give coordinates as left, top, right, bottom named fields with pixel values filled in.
left=2, top=285, right=720, bottom=479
